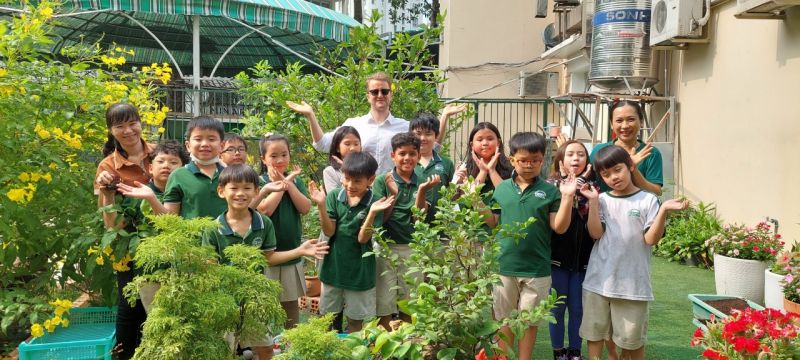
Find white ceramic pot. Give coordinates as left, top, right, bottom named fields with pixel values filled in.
left=764, top=269, right=785, bottom=310
left=714, top=253, right=767, bottom=305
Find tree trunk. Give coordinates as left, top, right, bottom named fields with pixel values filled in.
left=430, top=0, right=439, bottom=28
left=354, top=0, right=363, bottom=23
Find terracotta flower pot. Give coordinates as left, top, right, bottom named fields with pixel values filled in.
left=305, top=276, right=321, bottom=297
left=783, top=298, right=800, bottom=314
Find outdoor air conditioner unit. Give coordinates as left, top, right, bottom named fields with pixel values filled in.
left=649, top=0, right=707, bottom=46
left=519, top=72, right=558, bottom=98
left=735, top=0, right=800, bottom=18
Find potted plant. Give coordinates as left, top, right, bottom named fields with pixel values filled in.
left=655, top=202, right=720, bottom=268
left=706, top=222, right=783, bottom=305
left=767, top=246, right=800, bottom=310
left=303, top=256, right=321, bottom=298
left=690, top=307, right=800, bottom=359
left=783, top=265, right=800, bottom=314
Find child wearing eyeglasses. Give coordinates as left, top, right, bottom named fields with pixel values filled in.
left=220, top=133, right=248, bottom=166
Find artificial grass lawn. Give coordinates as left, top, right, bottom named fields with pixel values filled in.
left=529, top=256, right=715, bottom=359
left=300, top=257, right=715, bottom=359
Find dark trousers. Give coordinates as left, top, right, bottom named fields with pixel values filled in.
left=116, top=269, right=147, bottom=360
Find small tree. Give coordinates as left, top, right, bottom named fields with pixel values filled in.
left=124, top=215, right=286, bottom=360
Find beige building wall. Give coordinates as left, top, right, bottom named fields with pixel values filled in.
left=670, top=4, right=800, bottom=243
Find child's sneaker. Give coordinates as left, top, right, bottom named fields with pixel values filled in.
left=567, top=347, right=585, bottom=360
left=553, top=348, right=569, bottom=360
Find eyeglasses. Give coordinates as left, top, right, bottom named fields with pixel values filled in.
left=511, top=157, right=542, bottom=166
left=223, top=147, right=247, bottom=154
left=368, top=88, right=391, bottom=96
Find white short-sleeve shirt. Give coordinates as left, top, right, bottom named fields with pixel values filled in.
left=583, top=190, right=660, bottom=301
left=313, top=113, right=409, bottom=176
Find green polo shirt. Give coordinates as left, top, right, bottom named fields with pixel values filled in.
left=492, top=175, right=561, bottom=277
left=372, top=169, right=419, bottom=245
left=415, top=151, right=455, bottom=223
left=162, top=162, right=227, bottom=219
left=202, top=208, right=277, bottom=265
left=259, top=174, right=309, bottom=266
left=589, top=140, right=663, bottom=193
left=319, top=188, right=381, bottom=291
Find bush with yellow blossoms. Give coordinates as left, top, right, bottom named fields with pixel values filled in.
left=0, top=1, right=169, bottom=338
left=29, top=299, right=73, bottom=338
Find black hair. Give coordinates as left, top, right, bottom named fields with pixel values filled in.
left=329, top=126, right=361, bottom=170
left=218, top=164, right=260, bottom=188
left=258, top=133, right=290, bottom=175
left=508, top=132, right=547, bottom=155
left=341, top=152, right=378, bottom=179
left=463, top=122, right=514, bottom=179
left=149, top=139, right=190, bottom=165
left=409, top=112, right=440, bottom=136
left=592, top=145, right=634, bottom=173
left=390, top=132, right=421, bottom=152
left=102, top=103, right=141, bottom=158
left=185, top=115, right=225, bottom=140
left=222, top=133, right=248, bottom=150
left=609, top=100, right=645, bottom=122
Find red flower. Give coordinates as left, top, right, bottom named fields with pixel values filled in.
left=731, top=336, right=760, bottom=354
left=476, top=349, right=488, bottom=360
left=702, top=348, right=729, bottom=360
left=753, top=246, right=761, bottom=252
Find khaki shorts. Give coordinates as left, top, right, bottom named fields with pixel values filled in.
left=265, top=261, right=307, bottom=302
left=320, top=283, right=376, bottom=321
left=579, top=290, right=649, bottom=350
left=376, top=244, right=421, bottom=316
left=493, top=275, right=552, bottom=320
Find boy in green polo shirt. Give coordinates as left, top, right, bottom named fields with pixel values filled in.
left=308, top=152, right=394, bottom=333
left=482, top=132, right=577, bottom=360
left=161, top=116, right=228, bottom=219
left=203, top=164, right=328, bottom=358
left=372, top=132, right=440, bottom=329
left=410, top=113, right=455, bottom=223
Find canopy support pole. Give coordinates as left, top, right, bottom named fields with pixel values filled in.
left=116, top=12, right=184, bottom=79
left=210, top=27, right=267, bottom=78
left=192, top=15, right=201, bottom=116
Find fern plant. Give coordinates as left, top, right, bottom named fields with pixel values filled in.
left=123, top=215, right=286, bottom=359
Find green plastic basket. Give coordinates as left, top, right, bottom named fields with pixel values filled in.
left=18, top=307, right=117, bottom=360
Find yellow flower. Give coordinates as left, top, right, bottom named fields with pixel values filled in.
left=158, top=127, right=165, bottom=134
left=49, top=162, right=58, bottom=170
left=61, top=318, right=69, bottom=328
left=151, top=63, right=157, bottom=68
left=115, top=47, right=122, bottom=52
left=117, top=56, right=126, bottom=65
left=54, top=306, right=65, bottom=317
left=6, top=188, right=27, bottom=204
left=142, top=66, right=150, bottom=72
left=30, top=172, right=41, bottom=182
left=52, top=128, right=63, bottom=137
left=79, top=103, right=89, bottom=111
left=40, top=7, right=53, bottom=18
left=101, top=95, right=114, bottom=104
left=103, top=245, right=113, bottom=257
left=161, top=106, right=170, bottom=112
left=87, top=247, right=98, bottom=255
left=44, top=319, right=56, bottom=333
left=95, top=256, right=104, bottom=266
left=34, top=124, right=50, bottom=139
left=18, top=172, right=30, bottom=182
left=31, top=323, right=44, bottom=338
left=42, top=173, right=52, bottom=183
left=30, top=95, right=40, bottom=102
left=391, top=83, right=396, bottom=92
left=51, top=316, right=62, bottom=326
left=128, top=50, right=135, bottom=56
left=0, top=68, right=7, bottom=77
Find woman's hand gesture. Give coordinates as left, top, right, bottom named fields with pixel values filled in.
left=630, top=143, right=653, bottom=166
left=285, top=100, right=314, bottom=117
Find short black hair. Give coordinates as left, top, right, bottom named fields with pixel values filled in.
left=185, top=115, right=225, bottom=140
left=409, top=112, right=440, bottom=136
left=592, top=145, right=633, bottom=173
left=508, top=132, right=547, bottom=155
left=218, top=164, right=260, bottom=188
left=258, top=133, right=291, bottom=174
left=390, top=132, right=421, bottom=152
left=150, top=139, right=190, bottom=164
left=341, top=152, right=378, bottom=179
left=222, top=133, right=248, bottom=150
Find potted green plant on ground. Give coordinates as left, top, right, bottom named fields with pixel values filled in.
left=655, top=202, right=720, bottom=268
left=707, top=222, right=783, bottom=305
left=124, top=215, right=286, bottom=359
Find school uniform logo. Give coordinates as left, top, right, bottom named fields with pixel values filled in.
left=534, top=190, right=547, bottom=199
left=252, top=237, right=263, bottom=247
left=356, top=210, right=367, bottom=220
left=434, top=164, right=444, bottom=172
left=628, top=209, right=641, bottom=218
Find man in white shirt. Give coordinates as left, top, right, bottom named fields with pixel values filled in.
left=287, top=72, right=464, bottom=175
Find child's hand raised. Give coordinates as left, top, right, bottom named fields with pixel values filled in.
left=442, top=103, right=468, bottom=117
left=284, top=165, right=302, bottom=182
left=117, top=181, right=156, bottom=200
left=385, top=173, right=399, bottom=196
left=370, top=195, right=395, bottom=213
left=420, top=174, right=441, bottom=190
left=285, top=100, right=314, bottom=116
left=299, top=239, right=329, bottom=260
left=261, top=181, right=288, bottom=194
left=578, top=182, right=599, bottom=201
left=267, top=166, right=284, bottom=181
left=559, top=172, right=579, bottom=196
left=308, top=181, right=326, bottom=205
left=661, top=198, right=689, bottom=212
left=453, top=162, right=467, bottom=184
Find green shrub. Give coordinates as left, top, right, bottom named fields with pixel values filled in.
left=655, top=202, right=721, bottom=268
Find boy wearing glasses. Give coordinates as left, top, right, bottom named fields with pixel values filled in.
left=481, top=132, right=576, bottom=360
left=220, top=133, right=248, bottom=166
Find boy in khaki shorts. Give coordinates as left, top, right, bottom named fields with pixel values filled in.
left=580, top=146, right=687, bottom=360
left=308, top=152, right=395, bottom=332
left=482, top=132, right=576, bottom=360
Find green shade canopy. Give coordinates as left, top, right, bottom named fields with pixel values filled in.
left=29, top=0, right=360, bottom=77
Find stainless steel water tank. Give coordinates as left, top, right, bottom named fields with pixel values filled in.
left=589, top=0, right=659, bottom=90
